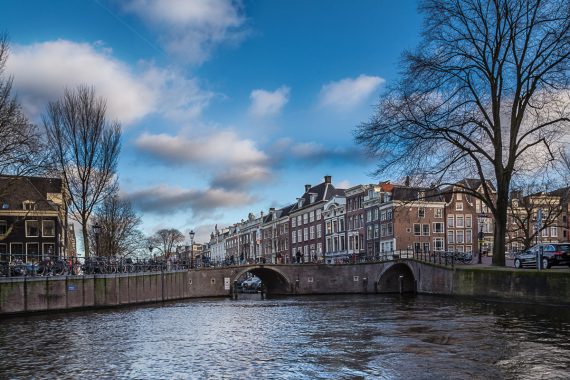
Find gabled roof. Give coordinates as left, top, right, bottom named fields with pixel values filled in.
left=263, top=203, right=296, bottom=223
left=0, top=175, right=63, bottom=212
left=289, top=179, right=344, bottom=214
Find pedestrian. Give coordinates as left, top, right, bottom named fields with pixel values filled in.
left=296, top=250, right=301, bottom=263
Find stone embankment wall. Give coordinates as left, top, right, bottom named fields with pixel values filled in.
left=0, top=271, right=198, bottom=315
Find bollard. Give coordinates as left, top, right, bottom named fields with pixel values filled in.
left=233, top=280, right=238, bottom=300
left=363, top=277, right=368, bottom=294
left=399, top=274, right=404, bottom=294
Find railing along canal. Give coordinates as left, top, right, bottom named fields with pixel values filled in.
left=1, top=249, right=472, bottom=278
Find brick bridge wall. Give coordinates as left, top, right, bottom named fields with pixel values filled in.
left=2, top=260, right=569, bottom=315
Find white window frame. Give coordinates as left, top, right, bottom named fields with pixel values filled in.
left=25, top=220, right=40, bottom=237
left=42, top=220, right=56, bottom=237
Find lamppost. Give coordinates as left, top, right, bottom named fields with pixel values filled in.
left=93, top=223, right=101, bottom=258
left=477, top=213, right=487, bottom=264
left=148, top=245, right=154, bottom=260
left=189, top=230, right=195, bottom=269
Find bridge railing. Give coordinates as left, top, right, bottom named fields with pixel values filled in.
left=0, top=254, right=192, bottom=278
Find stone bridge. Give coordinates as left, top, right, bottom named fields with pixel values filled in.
left=188, top=259, right=455, bottom=297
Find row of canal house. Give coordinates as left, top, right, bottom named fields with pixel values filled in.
left=208, top=175, right=570, bottom=264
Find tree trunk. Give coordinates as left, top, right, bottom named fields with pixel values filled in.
left=492, top=185, right=510, bottom=266
left=82, top=223, right=90, bottom=258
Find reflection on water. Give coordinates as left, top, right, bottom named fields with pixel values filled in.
left=1, top=295, right=570, bottom=379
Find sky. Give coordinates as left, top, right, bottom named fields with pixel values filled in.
left=0, top=0, right=422, bottom=244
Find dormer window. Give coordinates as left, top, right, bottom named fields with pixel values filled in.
left=309, top=193, right=317, bottom=203
left=23, top=201, right=36, bottom=211
left=418, top=191, right=425, bottom=200
left=298, top=198, right=304, bottom=208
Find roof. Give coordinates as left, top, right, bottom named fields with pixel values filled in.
left=289, top=180, right=344, bottom=214
left=0, top=175, right=63, bottom=211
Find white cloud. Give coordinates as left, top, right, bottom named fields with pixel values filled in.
left=319, top=74, right=384, bottom=110
left=5, top=40, right=213, bottom=126
left=135, top=131, right=268, bottom=167
left=249, top=86, right=290, bottom=118
left=122, top=0, right=247, bottom=64
left=336, top=180, right=351, bottom=189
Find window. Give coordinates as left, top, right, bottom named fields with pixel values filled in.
left=374, top=224, right=379, bottom=238
left=418, top=208, right=425, bottom=218
left=433, top=238, right=444, bottom=251
left=309, top=211, right=314, bottom=223
left=316, top=209, right=322, bottom=220
left=542, top=228, right=549, bottom=237
left=456, top=202, right=464, bottom=211
left=435, top=208, right=443, bottom=218
left=1, top=201, right=8, bottom=209
left=466, top=245, right=472, bottom=253
left=291, top=217, right=297, bottom=228
left=297, top=230, right=302, bottom=243
left=387, top=209, right=393, bottom=220
left=303, top=213, right=308, bottom=224
left=422, top=224, right=430, bottom=236
left=456, top=230, right=464, bottom=244
left=42, top=220, right=55, bottom=237
left=456, top=215, right=464, bottom=228
left=447, top=215, right=455, bottom=228
left=433, top=222, right=444, bottom=233
left=23, top=201, right=36, bottom=210
left=292, top=232, right=297, bottom=244
left=310, top=226, right=315, bottom=239
left=367, top=225, right=373, bottom=239
left=381, top=224, right=386, bottom=237
left=466, top=215, right=472, bottom=228
left=447, top=231, right=455, bottom=244
left=26, top=220, right=39, bottom=237
left=373, top=208, right=378, bottom=220
left=466, top=229, right=472, bottom=243
left=456, top=193, right=462, bottom=201
left=339, top=218, right=345, bottom=232
left=304, top=228, right=309, bottom=241
left=551, top=226, right=558, bottom=237
left=0, top=220, right=6, bottom=236
left=414, top=224, right=421, bottom=236
left=367, top=210, right=372, bottom=222
left=297, top=216, right=302, bottom=226
left=387, top=223, right=393, bottom=236
left=27, top=243, right=40, bottom=259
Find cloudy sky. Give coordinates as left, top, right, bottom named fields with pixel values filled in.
left=1, top=0, right=421, bottom=243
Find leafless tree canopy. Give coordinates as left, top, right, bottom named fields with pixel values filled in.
left=0, top=35, right=48, bottom=183
left=148, top=229, right=186, bottom=259
left=356, top=0, right=570, bottom=265
left=44, top=86, right=121, bottom=257
left=90, top=194, right=144, bottom=258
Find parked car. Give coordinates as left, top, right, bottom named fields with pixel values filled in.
left=513, top=243, right=570, bottom=269
left=242, top=276, right=262, bottom=290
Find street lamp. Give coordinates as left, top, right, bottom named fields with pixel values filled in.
left=477, top=213, right=487, bottom=264
left=93, top=223, right=101, bottom=258
left=189, top=230, right=195, bottom=269
left=148, top=245, right=154, bottom=260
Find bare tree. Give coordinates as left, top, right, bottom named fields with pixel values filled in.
left=507, top=187, right=564, bottom=251
left=148, top=229, right=185, bottom=259
left=44, top=86, right=121, bottom=257
left=90, top=194, right=144, bottom=258
left=356, top=0, right=570, bottom=266
left=0, top=34, right=48, bottom=185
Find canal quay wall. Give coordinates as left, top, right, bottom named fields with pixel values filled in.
left=1, top=261, right=569, bottom=316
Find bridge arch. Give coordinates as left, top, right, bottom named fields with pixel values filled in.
left=233, top=266, right=291, bottom=295
left=377, top=262, right=416, bottom=293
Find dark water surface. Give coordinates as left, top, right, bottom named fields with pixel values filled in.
left=1, top=295, right=570, bottom=379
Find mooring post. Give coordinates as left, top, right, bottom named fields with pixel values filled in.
left=399, top=274, right=404, bottom=294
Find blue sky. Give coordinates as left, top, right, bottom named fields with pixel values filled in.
left=0, top=0, right=421, bottom=243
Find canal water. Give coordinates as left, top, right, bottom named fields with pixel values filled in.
left=1, top=295, right=569, bottom=379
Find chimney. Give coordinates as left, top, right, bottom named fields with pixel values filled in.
left=269, top=207, right=276, bottom=214
left=324, top=175, right=332, bottom=184
left=305, top=184, right=311, bottom=192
